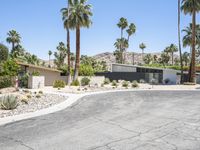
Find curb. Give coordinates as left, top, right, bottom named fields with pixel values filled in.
left=0, top=89, right=200, bottom=126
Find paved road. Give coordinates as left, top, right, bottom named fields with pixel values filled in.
left=0, top=91, right=200, bottom=150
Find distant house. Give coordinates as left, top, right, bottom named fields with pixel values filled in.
left=17, top=62, right=67, bottom=87
left=96, top=63, right=200, bottom=84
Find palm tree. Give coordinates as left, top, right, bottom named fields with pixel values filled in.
left=48, top=50, right=52, bottom=68
left=182, top=24, right=200, bottom=48
left=61, top=0, right=72, bottom=85
left=114, top=38, right=129, bottom=63
left=64, top=0, right=92, bottom=81
left=178, top=0, right=184, bottom=83
left=164, top=44, right=178, bottom=65
left=117, top=17, right=128, bottom=40
left=139, top=43, right=146, bottom=60
left=6, top=30, right=21, bottom=52
left=181, top=0, right=200, bottom=83
left=182, top=52, right=190, bottom=66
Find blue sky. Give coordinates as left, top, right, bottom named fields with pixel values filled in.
left=0, top=0, right=199, bottom=60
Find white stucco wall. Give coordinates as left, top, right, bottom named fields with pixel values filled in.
left=78, top=76, right=105, bottom=86
left=28, top=76, right=45, bottom=89
left=163, top=70, right=178, bottom=85
left=27, top=67, right=67, bottom=86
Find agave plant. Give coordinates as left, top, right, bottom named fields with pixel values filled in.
left=1, top=95, right=18, bottom=110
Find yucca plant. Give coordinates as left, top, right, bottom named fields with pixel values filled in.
left=1, top=95, right=18, bottom=110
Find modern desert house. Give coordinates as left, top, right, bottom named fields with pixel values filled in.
left=17, top=62, right=67, bottom=87
left=97, top=63, right=200, bottom=84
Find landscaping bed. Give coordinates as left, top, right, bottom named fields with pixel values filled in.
left=0, top=92, right=67, bottom=118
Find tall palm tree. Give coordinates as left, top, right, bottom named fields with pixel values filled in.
left=6, top=30, right=21, bottom=52
left=182, top=24, right=200, bottom=48
left=64, top=0, right=92, bottom=81
left=181, top=0, right=200, bottom=83
left=48, top=50, right=52, bottom=68
left=117, top=17, right=128, bottom=40
left=178, top=0, right=184, bottom=83
left=61, top=0, right=72, bottom=85
left=139, top=43, right=146, bottom=60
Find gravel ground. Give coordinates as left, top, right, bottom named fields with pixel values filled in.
left=0, top=94, right=67, bottom=118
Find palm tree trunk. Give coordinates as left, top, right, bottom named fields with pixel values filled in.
left=189, top=9, right=196, bottom=83
left=49, top=55, right=50, bottom=67
left=172, top=52, right=174, bottom=66
left=132, top=52, right=135, bottom=65
left=73, top=25, right=80, bottom=81
left=178, top=0, right=183, bottom=84
left=67, top=28, right=71, bottom=85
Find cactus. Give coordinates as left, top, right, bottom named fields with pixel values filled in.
left=1, top=95, right=18, bottom=110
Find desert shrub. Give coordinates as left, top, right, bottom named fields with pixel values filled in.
left=1, top=95, right=18, bottom=110
left=38, top=91, right=43, bottom=94
left=21, top=96, right=29, bottom=104
left=104, top=78, right=110, bottom=84
left=81, top=77, right=90, bottom=86
left=36, top=94, right=41, bottom=98
left=53, top=80, right=65, bottom=88
left=139, top=79, right=145, bottom=84
left=71, top=79, right=80, bottom=86
left=112, top=80, right=118, bottom=87
left=132, top=80, right=139, bottom=88
left=26, top=94, right=32, bottom=99
left=164, top=78, right=170, bottom=84
left=0, top=76, right=13, bottom=89
left=122, top=81, right=129, bottom=87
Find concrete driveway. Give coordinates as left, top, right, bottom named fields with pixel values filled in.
left=0, top=91, right=200, bottom=150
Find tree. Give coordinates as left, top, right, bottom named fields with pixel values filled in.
left=0, top=44, right=9, bottom=62
left=114, top=38, right=129, bottom=63
left=181, top=0, right=200, bottom=83
left=143, top=54, right=153, bottom=65
left=153, top=55, right=158, bottom=63
left=139, top=43, right=146, bottom=60
left=182, top=52, right=190, bottom=66
left=65, top=0, right=92, bottom=81
left=178, top=0, right=184, bottom=83
left=182, top=24, right=200, bottom=48
left=159, top=52, right=170, bottom=67
left=48, top=50, right=52, bottom=68
left=61, top=0, right=72, bottom=85
left=114, top=18, right=136, bottom=64
left=6, top=30, right=21, bottom=52
left=164, top=44, right=178, bottom=65
left=117, top=17, right=128, bottom=40
left=11, top=44, right=25, bottom=59
left=54, top=42, right=67, bottom=69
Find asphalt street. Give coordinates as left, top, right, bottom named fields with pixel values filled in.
left=0, top=91, right=200, bottom=150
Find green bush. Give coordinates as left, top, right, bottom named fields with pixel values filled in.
left=32, top=71, right=40, bottom=76
left=132, top=80, right=139, bottom=88
left=53, top=80, right=65, bottom=88
left=0, top=44, right=9, bottom=62
left=1, top=95, right=18, bottom=110
left=79, top=64, right=94, bottom=76
left=36, top=94, right=41, bottom=98
left=122, top=81, right=129, bottom=87
left=104, top=78, right=110, bottom=84
left=0, top=59, right=20, bottom=76
left=81, top=77, right=90, bottom=86
left=71, top=79, right=80, bottom=86
left=0, top=76, right=13, bottom=89
left=112, top=80, right=118, bottom=87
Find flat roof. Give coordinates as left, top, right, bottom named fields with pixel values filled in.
left=111, top=63, right=200, bottom=74
left=17, top=62, right=62, bottom=73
